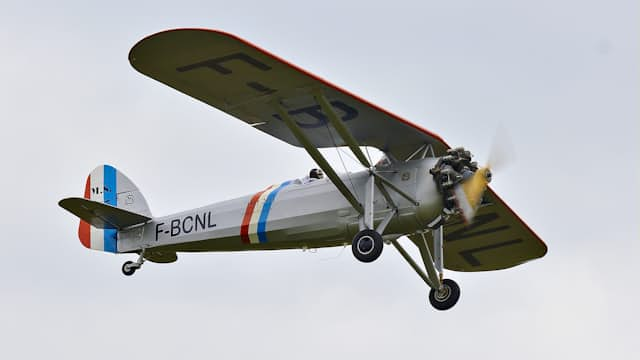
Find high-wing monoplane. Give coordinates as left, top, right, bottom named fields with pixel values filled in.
left=59, top=29, right=547, bottom=310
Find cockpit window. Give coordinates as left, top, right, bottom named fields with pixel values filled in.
left=300, top=168, right=324, bottom=184
left=375, top=156, right=392, bottom=168
left=309, top=168, right=324, bottom=179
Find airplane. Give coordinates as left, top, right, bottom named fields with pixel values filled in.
left=59, top=28, right=547, bottom=311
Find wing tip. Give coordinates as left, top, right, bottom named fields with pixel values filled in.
left=58, top=197, right=80, bottom=211
left=487, top=187, right=548, bottom=257
left=128, top=28, right=237, bottom=64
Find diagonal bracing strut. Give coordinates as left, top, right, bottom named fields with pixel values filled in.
left=394, top=230, right=444, bottom=291
left=279, top=91, right=420, bottom=235
left=315, top=92, right=419, bottom=212
left=315, top=91, right=372, bottom=168
left=277, top=105, right=364, bottom=214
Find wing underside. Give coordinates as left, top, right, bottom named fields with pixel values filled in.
left=411, top=188, right=547, bottom=272
left=129, top=28, right=449, bottom=161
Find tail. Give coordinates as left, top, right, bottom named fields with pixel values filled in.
left=59, top=165, right=151, bottom=253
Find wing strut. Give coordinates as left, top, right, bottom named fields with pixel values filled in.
left=280, top=92, right=420, bottom=233
left=317, top=92, right=419, bottom=210
left=281, top=92, right=443, bottom=275
left=371, top=171, right=419, bottom=206
left=315, top=91, right=371, bottom=168
left=277, top=105, right=364, bottom=214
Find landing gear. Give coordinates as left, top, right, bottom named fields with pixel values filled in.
left=121, top=252, right=145, bottom=276
left=428, top=278, right=460, bottom=311
left=121, top=261, right=137, bottom=276
left=352, top=229, right=383, bottom=263
left=392, top=224, right=462, bottom=310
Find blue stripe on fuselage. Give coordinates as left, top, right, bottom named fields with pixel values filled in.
left=257, top=181, right=292, bottom=243
left=103, top=165, right=118, bottom=253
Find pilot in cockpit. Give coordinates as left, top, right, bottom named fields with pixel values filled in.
left=302, top=168, right=324, bottom=184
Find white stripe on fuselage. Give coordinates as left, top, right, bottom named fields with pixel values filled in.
left=248, top=185, right=276, bottom=244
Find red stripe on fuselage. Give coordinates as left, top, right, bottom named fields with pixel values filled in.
left=78, top=175, right=91, bottom=248
left=240, top=188, right=269, bottom=244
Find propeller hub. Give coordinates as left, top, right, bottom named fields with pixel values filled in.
left=483, top=168, right=492, bottom=183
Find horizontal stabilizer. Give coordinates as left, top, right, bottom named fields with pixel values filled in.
left=59, top=197, right=151, bottom=230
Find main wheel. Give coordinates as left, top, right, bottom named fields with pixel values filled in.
left=351, top=229, right=384, bottom=263
left=428, top=278, right=460, bottom=311
left=122, top=261, right=136, bottom=276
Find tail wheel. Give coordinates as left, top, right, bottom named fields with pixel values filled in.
left=122, top=261, right=137, bottom=276
left=428, top=278, right=460, bottom=310
left=352, top=229, right=383, bottom=263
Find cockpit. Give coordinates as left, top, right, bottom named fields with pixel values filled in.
left=292, top=168, right=326, bottom=185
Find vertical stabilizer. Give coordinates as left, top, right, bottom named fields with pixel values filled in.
left=78, top=165, right=151, bottom=252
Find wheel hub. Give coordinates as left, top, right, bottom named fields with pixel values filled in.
left=434, top=285, right=451, bottom=302
left=357, top=236, right=374, bottom=254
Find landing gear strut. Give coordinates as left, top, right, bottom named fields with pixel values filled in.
left=121, top=251, right=145, bottom=276
left=392, top=222, right=461, bottom=310
left=350, top=173, right=403, bottom=264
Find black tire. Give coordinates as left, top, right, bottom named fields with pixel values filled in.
left=429, top=278, right=460, bottom=311
left=351, top=229, right=384, bottom=263
left=122, top=261, right=136, bottom=276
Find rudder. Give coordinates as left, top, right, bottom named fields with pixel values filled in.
left=78, top=165, right=151, bottom=252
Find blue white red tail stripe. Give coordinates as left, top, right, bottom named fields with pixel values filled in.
left=78, top=165, right=118, bottom=253
left=104, top=165, right=117, bottom=206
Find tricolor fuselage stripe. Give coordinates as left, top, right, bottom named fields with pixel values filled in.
left=257, top=181, right=292, bottom=243
left=248, top=187, right=275, bottom=243
left=240, top=181, right=292, bottom=244
left=240, top=186, right=272, bottom=243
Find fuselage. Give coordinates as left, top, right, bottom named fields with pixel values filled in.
left=118, top=158, right=443, bottom=254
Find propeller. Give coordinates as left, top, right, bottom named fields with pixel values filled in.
left=454, top=126, right=514, bottom=223
left=454, top=166, right=492, bottom=223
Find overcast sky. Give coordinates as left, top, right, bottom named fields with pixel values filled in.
left=1, top=0, right=638, bottom=359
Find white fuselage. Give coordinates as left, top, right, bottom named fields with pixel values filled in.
left=118, top=158, right=443, bottom=253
